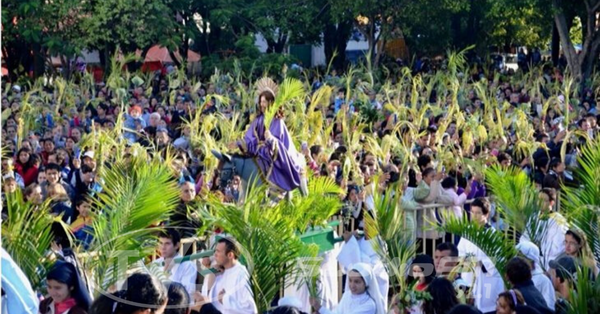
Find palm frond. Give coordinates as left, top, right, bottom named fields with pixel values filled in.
left=440, top=214, right=516, bottom=287
left=364, top=186, right=415, bottom=296
left=84, top=155, right=179, bottom=291
left=1, top=190, right=68, bottom=290
left=566, top=265, right=600, bottom=314
left=205, top=181, right=323, bottom=312
left=264, top=78, right=305, bottom=128
left=562, top=137, right=600, bottom=216
left=485, top=166, right=545, bottom=243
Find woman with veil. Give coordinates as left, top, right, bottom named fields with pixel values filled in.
left=309, top=263, right=386, bottom=314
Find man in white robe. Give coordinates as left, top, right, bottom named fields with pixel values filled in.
left=457, top=198, right=504, bottom=314
left=153, top=230, right=197, bottom=298
left=207, top=237, right=257, bottom=314
left=337, top=232, right=389, bottom=310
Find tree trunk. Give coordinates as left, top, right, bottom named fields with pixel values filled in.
left=551, top=0, right=600, bottom=84
left=551, top=23, right=560, bottom=66
left=450, top=13, right=462, bottom=48
left=324, top=20, right=352, bottom=70
left=169, top=50, right=182, bottom=68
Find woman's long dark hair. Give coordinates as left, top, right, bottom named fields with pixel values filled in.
left=46, top=260, right=92, bottom=311
left=258, top=91, right=284, bottom=119
left=422, top=278, right=459, bottom=314
left=16, top=147, right=36, bottom=170
left=89, top=273, right=167, bottom=314
left=407, top=254, right=436, bottom=286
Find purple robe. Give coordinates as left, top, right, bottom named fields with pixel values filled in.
left=237, top=115, right=303, bottom=191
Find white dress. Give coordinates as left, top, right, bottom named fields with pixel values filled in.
left=318, top=292, right=376, bottom=314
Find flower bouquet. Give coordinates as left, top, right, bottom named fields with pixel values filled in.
left=390, top=282, right=432, bottom=314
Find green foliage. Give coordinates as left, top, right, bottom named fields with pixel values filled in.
left=570, top=17, right=583, bottom=45
left=83, top=154, right=179, bottom=291
left=1, top=189, right=69, bottom=290
left=200, top=52, right=299, bottom=79
left=562, top=137, right=600, bottom=214
left=364, top=187, right=416, bottom=297
left=485, top=166, right=547, bottom=246
left=567, top=266, right=600, bottom=314
left=205, top=183, right=323, bottom=312
left=276, top=176, right=344, bottom=231
left=82, top=0, right=179, bottom=53
left=441, top=214, right=517, bottom=287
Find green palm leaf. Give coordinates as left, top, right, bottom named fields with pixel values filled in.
left=1, top=190, right=69, bottom=290
left=562, top=137, right=600, bottom=214
left=264, top=78, right=305, bottom=128
left=364, top=186, right=416, bottom=297
left=84, top=155, right=179, bottom=292
left=567, top=265, right=600, bottom=314
left=485, top=166, right=547, bottom=246
left=440, top=214, right=516, bottom=287
left=205, top=182, right=320, bottom=312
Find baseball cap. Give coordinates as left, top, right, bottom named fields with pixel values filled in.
left=549, top=255, right=578, bottom=280
left=277, top=296, right=303, bottom=309
left=82, top=151, right=95, bottom=160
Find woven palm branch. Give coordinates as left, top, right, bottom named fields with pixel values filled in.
left=255, top=77, right=279, bottom=100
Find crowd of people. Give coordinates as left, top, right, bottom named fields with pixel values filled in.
left=1, top=55, right=600, bottom=314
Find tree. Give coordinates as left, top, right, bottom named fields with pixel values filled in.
left=329, top=0, right=405, bottom=67
left=243, top=0, right=325, bottom=53
left=323, top=4, right=353, bottom=71
left=1, top=0, right=89, bottom=79
left=82, top=0, right=180, bottom=71
left=553, top=0, right=600, bottom=84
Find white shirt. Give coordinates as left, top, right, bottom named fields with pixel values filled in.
left=209, top=262, right=257, bottom=314
left=458, top=237, right=505, bottom=313
left=521, top=212, right=568, bottom=270
left=153, top=254, right=197, bottom=298
left=318, top=292, right=376, bottom=314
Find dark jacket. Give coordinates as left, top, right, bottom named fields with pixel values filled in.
left=51, top=200, right=74, bottom=224
left=514, top=280, right=554, bottom=314
left=542, top=171, right=562, bottom=190
left=167, top=201, right=201, bottom=238
left=39, top=298, right=87, bottom=314
left=191, top=303, right=222, bottom=314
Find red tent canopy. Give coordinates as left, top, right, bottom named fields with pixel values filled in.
left=138, top=46, right=201, bottom=63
